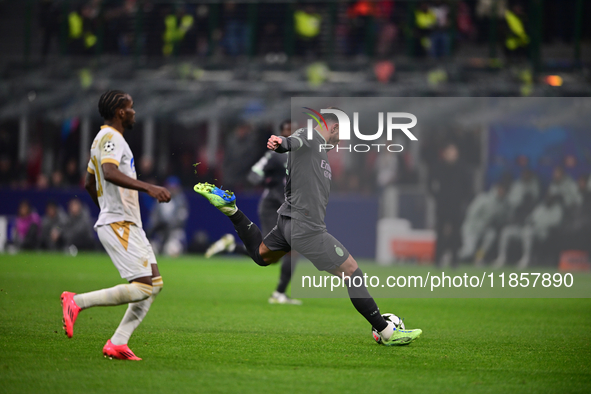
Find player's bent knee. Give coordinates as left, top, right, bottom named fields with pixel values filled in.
left=338, top=256, right=359, bottom=278
left=127, top=281, right=153, bottom=302
left=152, top=276, right=163, bottom=296
left=258, top=243, right=285, bottom=266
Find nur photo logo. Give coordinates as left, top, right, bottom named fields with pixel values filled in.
left=302, top=107, right=418, bottom=152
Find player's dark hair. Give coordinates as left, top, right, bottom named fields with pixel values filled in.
left=323, top=106, right=342, bottom=125
left=279, top=119, right=291, bottom=132
left=98, top=90, right=129, bottom=120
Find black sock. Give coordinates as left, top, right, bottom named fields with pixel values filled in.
left=276, top=254, right=292, bottom=293
left=233, top=244, right=249, bottom=256
left=347, top=268, right=388, bottom=332
left=228, top=210, right=268, bottom=266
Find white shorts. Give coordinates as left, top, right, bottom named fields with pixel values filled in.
left=97, top=221, right=156, bottom=281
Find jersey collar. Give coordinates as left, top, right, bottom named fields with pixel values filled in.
left=101, top=125, right=122, bottom=134
left=314, top=128, right=327, bottom=144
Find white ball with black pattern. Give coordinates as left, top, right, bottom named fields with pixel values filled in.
left=372, top=313, right=405, bottom=344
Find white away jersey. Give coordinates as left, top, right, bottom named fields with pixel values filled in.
left=87, top=125, right=142, bottom=228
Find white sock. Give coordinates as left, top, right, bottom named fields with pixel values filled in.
left=380, top=323, right=395, bottom=341
left=111, top=277, right=163, bottom=346
left=73, top=282, right=152, bottom=309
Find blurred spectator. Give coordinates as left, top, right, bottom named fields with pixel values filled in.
left=14, top=200, right=41, bottom=250
left=162, top=5, right=195, bottom=56
left=429, top=0, right=451, bottom=58
left=51, top=170, right=65, bottom=188
left=39, top=201, right=67, bottom=250
left=506, top=168, right=540, bottom=224
left=414, top=2, right=437, bottom=57
left=147, top=176, right=188, bottom=256
left=347, top=1, right=376, bottom=56
left=458, top=183, right=509, bottom=264
left=138, top=156, right=156, bottom=183
left=115, top=0, right=139, bottom=56
left=177, top=151, right=198, bottom=190
left=65, top=158, right=80, bottom=186
left=101, top=0, right=142, bottom=55
left=223, top=122, right=257, bottom=191
left=194, top=5, right=211, bottom=56
left=39, top=0, right=60, bottom=57
left=493, top=193, right=563, bottom=269
left=548, top=166, right=582, bottom=212
left=559, top=176, right=591, bottom=253
left=374, top=0, right=398, bottom=57
left=428, top=143, right=471, bottom=267
left=222, top=2, right=248, bottom=56
left=259, top=23, right=284, bottom=56
left=456, top=1, right=476, bottom=42
left=375, top=150, right=398, bottom=190
left=67, top=5, right=85, bottom=55
left=475, top=0, right=507, bottom=43
left=0, top=128, right=16, bottom=158
left=13, top=162, right=28, bottom=189
left=67, top=1, right=99, bottom=56
left=294, top=5, right=322, bottom=57
left=503, top=3, right=529, bottom=59
left=145, top=2, right=166, bottom=56
left=36, top=174, right=50, bottom=189
left=26, top=143, right=43, bottom=188
left=0, top=155, right=14, bottom=186
left=62, top=198, right=95, bottom=251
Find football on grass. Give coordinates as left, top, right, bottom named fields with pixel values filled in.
left=372, top=313, right=405, bottom=344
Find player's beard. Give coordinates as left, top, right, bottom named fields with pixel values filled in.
left=328, top=135, right=340, bottom=146
left=124, top=118, right=135, bottom=130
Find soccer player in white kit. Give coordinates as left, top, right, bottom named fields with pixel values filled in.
left=61, top=90, right=171, bottom=360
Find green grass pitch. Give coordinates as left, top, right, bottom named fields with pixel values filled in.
left=1, top=253, right=590, bottom=394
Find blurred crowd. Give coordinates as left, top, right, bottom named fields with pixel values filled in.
left=7, top=176, right=189, bottom=256
left=426, top=142, right=591, bottom=268
left=11, top=198, right=95, bottom=253
left=35, top=0, right=585, bottom=60
left=0, top=122, right=91, bottom=190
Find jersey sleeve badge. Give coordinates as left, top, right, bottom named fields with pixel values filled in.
left=104, top=140, right=116, bottom=153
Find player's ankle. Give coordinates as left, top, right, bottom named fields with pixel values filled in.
left=110, top=337, right=127, bottom=346
left=380, top=323, right=394, bottom=341
left=223, top=207, right=238, bottom=216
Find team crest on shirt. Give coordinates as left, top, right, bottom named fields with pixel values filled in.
left=104, top=141, right=116, bottom=153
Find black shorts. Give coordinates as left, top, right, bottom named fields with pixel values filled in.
left=258, top=198, right=282, bottom=236
left=263, top=214, right=350, bottom=272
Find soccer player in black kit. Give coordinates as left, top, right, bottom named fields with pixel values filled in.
left=205, top=120, right=301, bottom=304
left=194, top=110, right=422, bottom=345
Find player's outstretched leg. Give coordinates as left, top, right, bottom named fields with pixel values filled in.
left=269, top=254, right=302, bottom=305
left=331, top=257, right=422, bottom=346
left=60, top=282, right=152, bottom=338
left=104, top=276, right=163, bottom=360
left=194, top=183, right=270, bottom=266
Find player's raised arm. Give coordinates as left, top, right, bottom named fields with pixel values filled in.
left=268, top=132, right=305, bottom=153
left=267, top=135, right=284, bottom=151
left=102, top=163, right=171, bottom=203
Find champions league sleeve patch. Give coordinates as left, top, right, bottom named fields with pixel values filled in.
left=103, top=141, right=116, bottom=153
